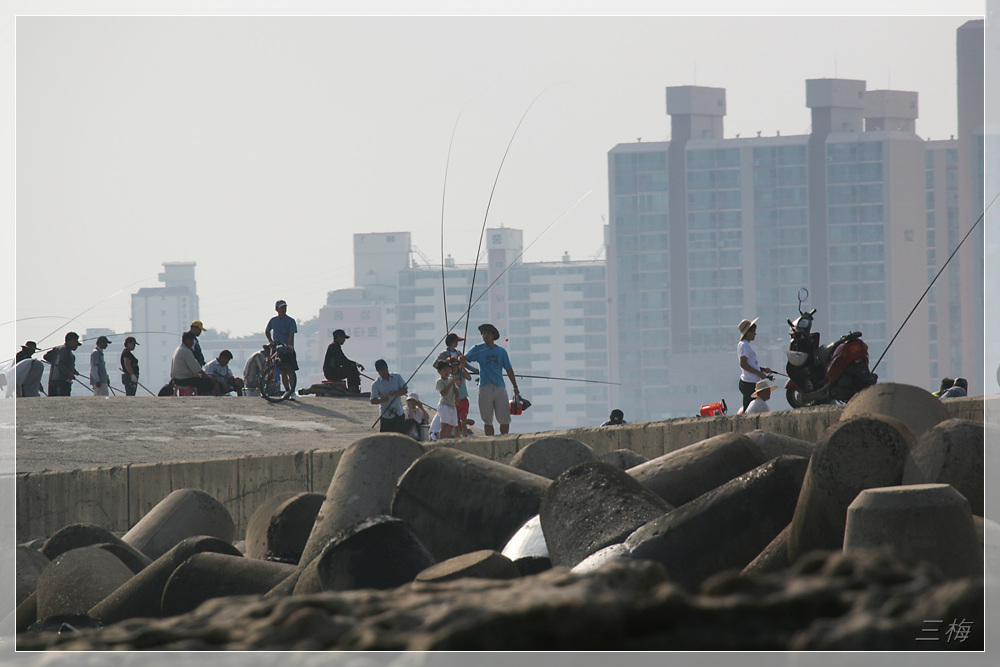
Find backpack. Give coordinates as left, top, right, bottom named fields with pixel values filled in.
left=42, top=346, right=62, bottom=364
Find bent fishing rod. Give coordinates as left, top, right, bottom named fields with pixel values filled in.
left=871, top=192, right=995, bottom=374
left=462, top=85, right=561, bottom=354
left=440, top=96, right=480, bottom=335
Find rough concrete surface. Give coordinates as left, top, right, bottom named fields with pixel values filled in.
left=14, top=395, right=378, bottom=472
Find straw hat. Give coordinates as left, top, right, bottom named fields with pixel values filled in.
left=737, top=317, right=759, bottom=340
left=751, top=379, right=776, bottom=398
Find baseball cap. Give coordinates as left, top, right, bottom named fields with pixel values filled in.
left=65, top=331, right=81, bottom=343
left=333, top=329, right=349, bottom=339
left=445, top=333, right=463, bottom=345
left=96, top=336, right=111, bottom=345
left=275, top=300, right=287, bottom=309
left=124, top=336, right=139, bottom=346
left=191, top=320, right=206, bottom=331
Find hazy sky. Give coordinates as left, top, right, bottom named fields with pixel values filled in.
left=4, top=2, right=988, bottom=361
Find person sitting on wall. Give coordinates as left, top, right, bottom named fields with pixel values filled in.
left=170, top=331, right=217, bottom=396
left=204, top=350, right=245, bottom=396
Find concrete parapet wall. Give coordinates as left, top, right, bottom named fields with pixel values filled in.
left=15, top=398, right=984, bottom=543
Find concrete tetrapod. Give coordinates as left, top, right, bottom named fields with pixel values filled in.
left=571, top=543, right=633, bottom=574
left=35, top=546, right=135, bottom=619
left=299, top=434, right=425, bottom=567
left=415, top=550, right=520, bottom=583
left=509, top=436, right=598, bottom=479
left=41, top=523, right=143, bottom=562
left=123, top=488, right=236, bottom=562
left=843, top=483, right=980, bottom=580
left=625, top=455, right=809, bottom=591
left=744, top=430, right=816, bottom=461
left=786, top=415, right=914, bottom=564
left=540, top=461, right=672, bottom=568
left=245, top=491, right=324, bottom=564
left=740, top=524, right=792, bottom=576
left=501, top=515, right=551, bottom=576
left=902, top=418, right=984, bottom=516
left=15, top=546, right=49, bottom=606
left=294, top=515, right=436, bottom=594
left=840, top=382, right=947, bottom=439
left=599, top=449, right=648, bottom=470
left=391, top=448, right=550, bottom=561
left=627, top=432, right=766, bottom=507
left=161, top=551, right=296, bottom=617
left=89, top=536, right=242, bottom=626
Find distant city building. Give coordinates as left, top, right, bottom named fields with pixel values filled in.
left=337, top=230, right=610, bottom=432
left=608, top=21, right=983, bottom=420
left=130, top=262, right=199, bottom=387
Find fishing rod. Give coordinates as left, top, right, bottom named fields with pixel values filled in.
left=513, top=374, right=619, bottom=386
left=35, top=276, right=157, bottom=345
left=462, top=85, right=559, bottom=355
left=389, top=189, right=594, bottom=418
left=440, top=97, right=479, bottom=336
left=871, top=193, right=994, bottom=374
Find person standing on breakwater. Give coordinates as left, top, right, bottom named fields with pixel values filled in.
left=370, top=359, right=409, bottom=433
left=265, top=300, right=298, bottom=394
left=10, top=342, right=44, bottom=397
left=461, top=323, right=519, bottom=436
left=90, top=336, right=111, bottom=396
left=737, top=317, right=772, bottom=412
left=188, top=321, right=207, bottom=367
left=437, top=334, right=474, bottom=437
left=120, top=337, right=140, bottom=396
left=47, top=331, right=82, bottom=397
left=434, top=358, right=460, bottom=439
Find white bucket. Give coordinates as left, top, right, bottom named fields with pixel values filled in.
left=419, top=424, right=430, bottom=442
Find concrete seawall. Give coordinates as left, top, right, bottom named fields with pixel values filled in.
left=14, top=396, right=985, bottom=543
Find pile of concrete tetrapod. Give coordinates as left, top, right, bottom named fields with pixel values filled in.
left=12, top=382, right=991, bottom=651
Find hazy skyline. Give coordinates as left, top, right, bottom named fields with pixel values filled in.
left=7, top=6, right=986, bottom=360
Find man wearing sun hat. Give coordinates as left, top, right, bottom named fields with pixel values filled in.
left=461, top=323, right=519, bottom=436
left=744, top=378, right=776, bottom=414
left=737, top=317, right=773, bottom=412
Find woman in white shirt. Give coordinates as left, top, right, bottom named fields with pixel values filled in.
left=737, top=317, right=772, bottom=412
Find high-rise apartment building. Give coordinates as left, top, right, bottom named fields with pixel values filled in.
left=130, top=262, right=199, bottom=387
left=609, top=62, right=982, bottom=420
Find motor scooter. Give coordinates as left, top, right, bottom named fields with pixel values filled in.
left=784, top=288, right=877, bottom=408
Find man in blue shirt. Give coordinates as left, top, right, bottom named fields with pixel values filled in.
left=265, top=299, right=299, bottom=394
left=369, top=359, right=409, bottom=433
left=461, top=323, right=519, bottom=436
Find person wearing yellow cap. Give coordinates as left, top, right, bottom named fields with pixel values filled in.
left=188, top=320, right=207, bottom=366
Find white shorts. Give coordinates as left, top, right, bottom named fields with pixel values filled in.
left=478, top=383, right=511, bottom=425
left=437, top=403, right=458, bottom=426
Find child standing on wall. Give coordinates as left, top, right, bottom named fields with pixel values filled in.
left=434, top=359, right=461, bottom=439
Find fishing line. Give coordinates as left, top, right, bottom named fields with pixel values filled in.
left=871, top=193, right=994, bottom=374
left=35, top=276, right=157, bottom=345
left=462, top=85, right=560, bottom=355
left=376, top=188, right=593, bottom=429
left=440, top=96, right=480, bottom=335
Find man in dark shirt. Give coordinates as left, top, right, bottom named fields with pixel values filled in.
left=121, top=336, right=140, bottom=396
left=48, top=332, right=82, bottom=397
left=188, top=321, right=207, bottom=366
left=323, top=328, right=364, bottom=393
